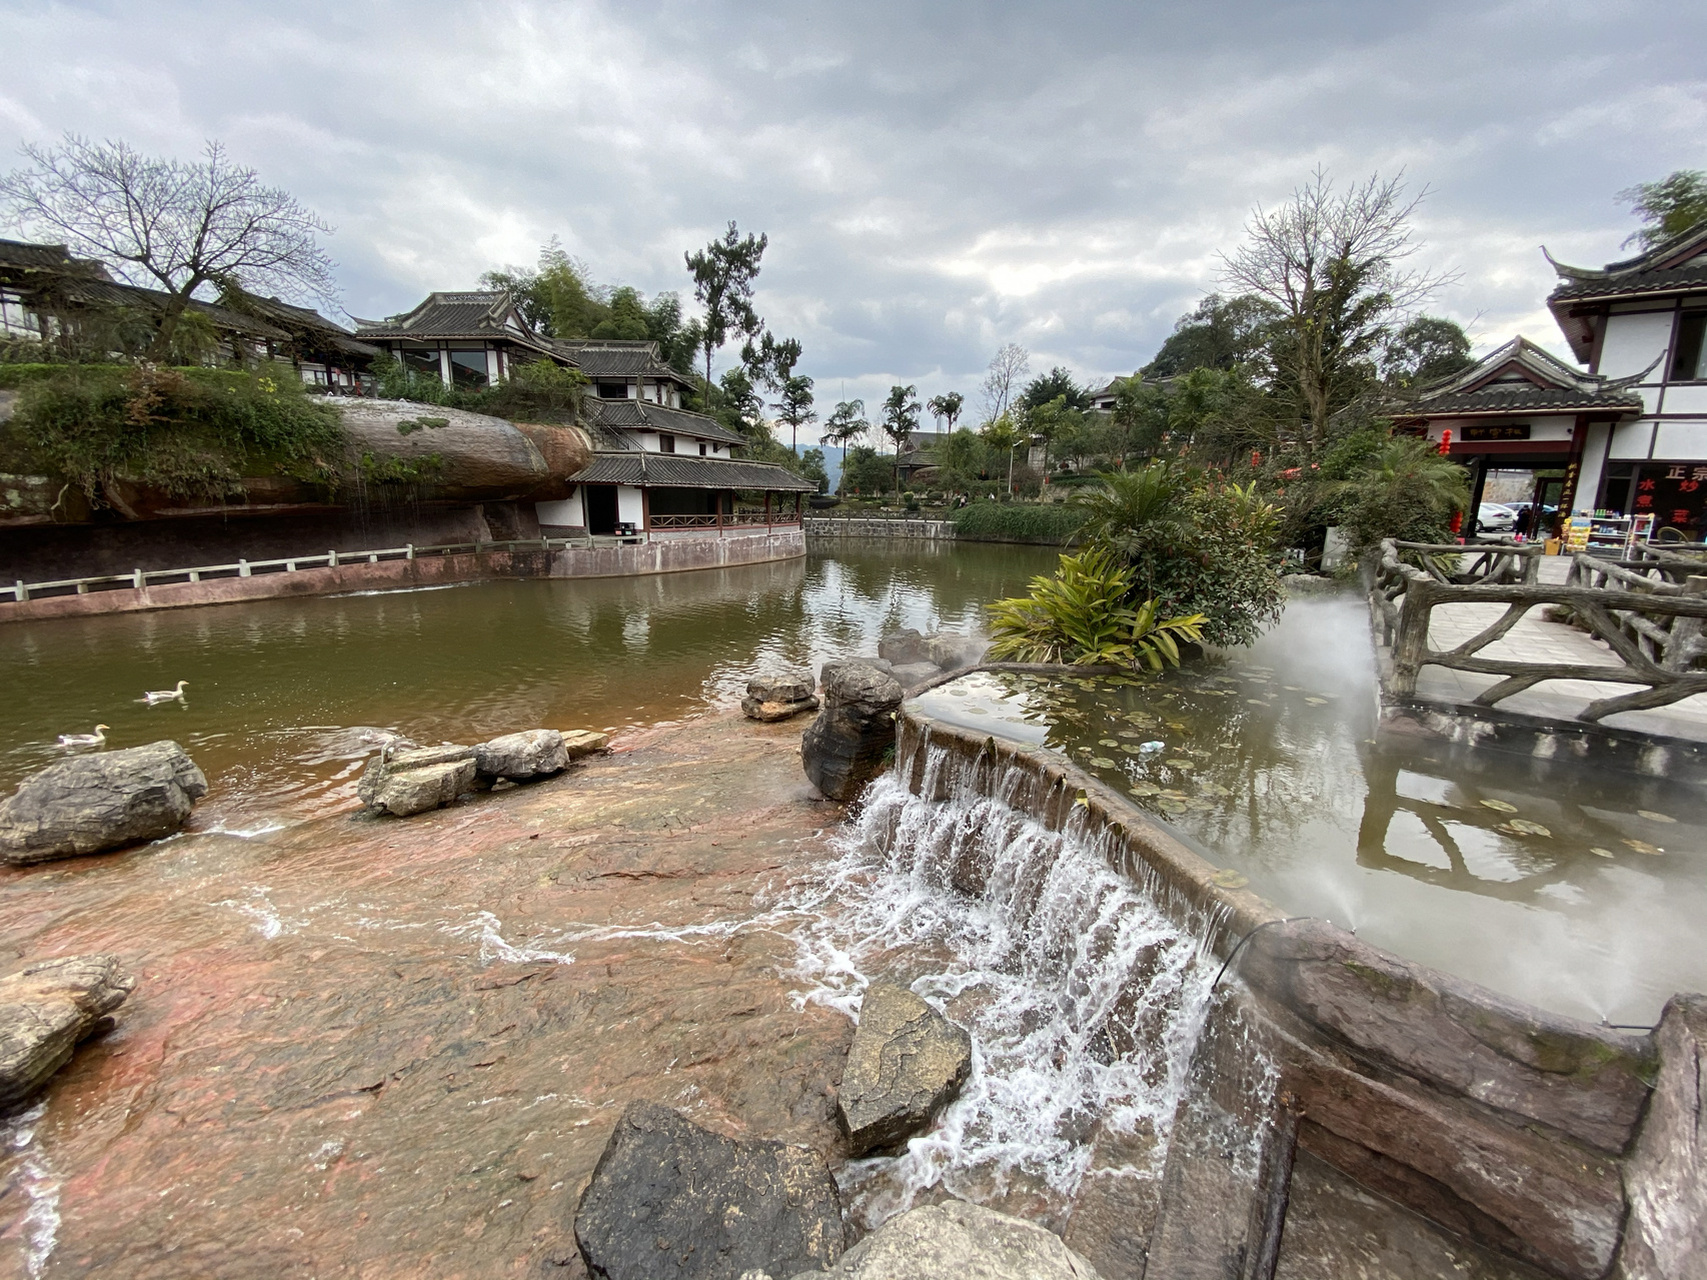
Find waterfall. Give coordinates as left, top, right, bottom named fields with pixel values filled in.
left=784, top=734, right=1227, bottom=1230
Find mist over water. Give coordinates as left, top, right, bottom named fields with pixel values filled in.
left=913, top=594, right=1707, bottom=1026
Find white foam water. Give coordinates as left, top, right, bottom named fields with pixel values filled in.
left=783, top=743, right=1220, bottom=1229
left=2, top=1101, right=61, bottom=1279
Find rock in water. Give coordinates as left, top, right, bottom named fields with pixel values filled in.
left=800, top=662, right=903, bottom=801
left=877, top=629, right=931, bottom=667
left=575, top=1100, right=844, bottom=1280
left=357, top=744, right=477, bottom=817
left=474, top=729, right=570, bottom=782
left=0, top=955, right=135, bottom=1106
left=561, top=729, right=611, bottom=758
left=0, top=741, right=208, bottom=864
left=838, top=983, right=972, bottom=1155
left=743, top=671, right=820, bottom=723
left=791, top=1201, right=1102, bottom=1279
left=1619, top=994, right=1707, bottom=1280
left=887, top=661, right=942, bottom=690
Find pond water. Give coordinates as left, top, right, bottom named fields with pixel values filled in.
left=912, top=594, right=1707, bottom=1027
left=0, top=543, right=1057, bottom=828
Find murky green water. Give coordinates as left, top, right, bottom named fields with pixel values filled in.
left=0, top=544, right=1056, bottom=827
left=913, top=594, right=1707, bottom=1026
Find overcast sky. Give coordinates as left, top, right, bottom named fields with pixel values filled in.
left=2, top=1, right=1703, bottom=433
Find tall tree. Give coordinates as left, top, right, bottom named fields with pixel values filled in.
left=1619, top=170, right=1707, bottom=250
left=1141, top=293, right=1279, bottom=378
left=0, top=134, right=336, bottom=360
left=685, top=220, right=767, bottom=389
left=980, top=343, right=1030, bottom=423
left=1018, top=366, right=1090, bottom=414
left=881, top=384, right=921, bottom=454
left=1222, top=169, right=1454, bottom=451
left=1383, top=316, right=1473, bottom=388
left=823, top=399, right=869, bottom=447
left=775, top=374, right=816, bottom=452
left=927, top=391, right=964, bottom=430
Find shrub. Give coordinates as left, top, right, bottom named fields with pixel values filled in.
left=951, top=501, right=1087, bottom=544
left=987, top=547, right=1205, bottom=668
left=4, top=363, right=344, bottom=504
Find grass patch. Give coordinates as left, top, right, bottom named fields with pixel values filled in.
left=951, top=501, right=1086, bottom=544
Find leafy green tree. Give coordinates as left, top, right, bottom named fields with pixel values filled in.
left=1619, top=170, right=1707, bottom=250
left=1383, top=316, right=1473, bottom=388
left=838, top=444, right=894, bottom=496
left=927, top=391, right=964, bottom=430
left=715, top=366, right=766, bottom=441
left=1338, top=435, right=1467, bottom=551
left=822, top=399, right=869, bottom=447
left=776, top=374, right=816, bottom=452
left=1018, top=366, right=1090, bottom=413
left=1027, top=394, right=1085, bottom=469
left=981, top=412, right=1025, bottom=494
left=592, top=285, right=651, bottom=340
left=798, top=446, right=828, bottom=493
left=881, top=384, right=921, bottom=454
left=1141, top=294, right=1279, bottom=378
left=934, top=427, right=990, bottom=491
left=1110, top=377, right=1168, bottom=464
left=1222, top=170, right=1455, bottom=452
left=685, top=220, right=767, bottom=388
left=641, top=293, right=700, bottom=377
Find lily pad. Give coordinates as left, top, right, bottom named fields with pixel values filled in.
left=1089, top=756, right=1117, bottom=768
left=1157, top=799, right=1189, bottom=815
left=1589, top=847, right=1615, bottom=858
left=1159, top=789, right=1190, bottom=802
left=1637, top=810, right=1677, bottom=823
left=1304, top=696, right=1328, bottom=706
left=1165, top=759, right=1196, bottom=770
left=1167, top=721, right=1187, bottom=731
left=1099, top=739, right=1120, bottom=748
left=1245, top=699, right=1267, bottom=706
left=1211, top=869, right=1249, bottom=889
left=1508, top=819, right=1552, bottom=837
left=1478, top=799, right=1519, bottom=813
left=1128, top=782, right=1160, bottom=797
left=1622, top=838, right=1664, bottom=855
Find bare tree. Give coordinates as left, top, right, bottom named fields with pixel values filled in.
left=1221, top=169, right=1456, bottom=451
left=0, top=134, right=336, bottom=360
left=979, top=343, right=1030, bottom=424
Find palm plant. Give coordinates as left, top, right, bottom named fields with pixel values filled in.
left=1340, top=435, right=1467, bottom=552
left=987, top=547, right=1206, bottom=669
left=1069, top=462, right=1193, bottom=557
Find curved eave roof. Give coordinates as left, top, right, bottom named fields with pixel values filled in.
left=1402, top=387, right=1643, bottom=417
left=570, top=451, right=817, bottom=492
left=587, top=399, right=748, bottom=446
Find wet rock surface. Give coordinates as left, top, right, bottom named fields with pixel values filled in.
left=356, top=742, right=476, bottom=816
left=743, top=672, right=820, bottom=723
left=0, top=741, right=208, bottom=864
left=1618, top=994, right=1707, bottom=1280
left=0, top=955, right=135, bottom=1107
left=787, top=1200, right=1101, bottom=1279
left=0, top=714, right=853, bottom=1279
left=474, top=729, right=570, bottom=782
left=837, top=983, right=971, bottom=1156
left=801, top=662, right=903, bottom=801
left=575, top=1100, right=845, bottom=1280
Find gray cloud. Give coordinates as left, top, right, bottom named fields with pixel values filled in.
left=2, top=0, right=1703, bottom=431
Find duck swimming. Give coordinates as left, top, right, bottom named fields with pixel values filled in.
left=58, top=724, right=109, bottom=747
left=143, top=679, right=189, bottom=704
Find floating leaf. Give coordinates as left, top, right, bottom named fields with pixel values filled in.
left=1157, top=799, right=1189, bottom=815
left=1589, top=847, right=1615, bottom=858
left=1211, top=869, right=1249, bottom=889
left=1508, top=819, right=1552, bottom=837
left=1203, top=783, right=1234, bottom=797
left=1117, top=730, right=1144, bottom=739
left=1167, top=721, right=1187, bottom=731
left=1637, top=810, right=1677, bottom=824
left=1128, top=782, right=1160, bottom=797
left=1246, top=699, right=1267, bottom=706
left=1622, top=838, right=1663, bottom=856
left=1099, top=739, right=1120, bottom=748
left=1304, top=696, right=1328, bottom=706
left=1494, top=822, right=1521, bottom=835
left=1159, top=789, right=1190, bottom=802
left=1089, top=757, right=1117, bottom=768
left=1283, top=685, right=1301, bottom=692
left=1479, top=799, right=1519, bottom=813
left=1165, top=759, right=1196, bottom=770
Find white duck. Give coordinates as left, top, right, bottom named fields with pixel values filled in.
left=143, top=679, right=189, bottom=704
left=58, top=724, right=109, bottom=747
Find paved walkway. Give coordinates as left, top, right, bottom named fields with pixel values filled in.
left=1412, top=554, right=1707, bottom=741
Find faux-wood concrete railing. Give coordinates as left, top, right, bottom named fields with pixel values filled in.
left=1371, top=538, right=1707, bottom=721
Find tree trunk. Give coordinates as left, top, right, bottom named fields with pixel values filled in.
left=146, top=292, right=194, bottom=363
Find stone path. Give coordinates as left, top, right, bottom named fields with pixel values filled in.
left=1414, top=555, right=1707, bottom=741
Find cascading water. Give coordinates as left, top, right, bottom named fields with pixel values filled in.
left=782, top=736, right=1225, bottom=1231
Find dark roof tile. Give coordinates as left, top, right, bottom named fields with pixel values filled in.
left=572, top=452, right=816, bottom=491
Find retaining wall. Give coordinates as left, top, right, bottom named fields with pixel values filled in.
left=899, top=703, right=1674, bottom=1280
left=804, top=517, right=955, bottom=540
left=0, top=529, right=804, bottom=624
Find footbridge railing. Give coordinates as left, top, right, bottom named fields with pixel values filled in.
left=1370, top=538, right=1707, bottom=722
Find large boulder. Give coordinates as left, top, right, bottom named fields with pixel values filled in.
left=877, top=631, right=986, bottom=674
left=0, top=955, right=135, bottom=1106
left=1619, top=994, right=1707, bottom=1280
left=838, top=983, right=972, bottom=1156
left=785, top=1201, right=1101, bottom=1279
left=357, top=743, right=477, bottom=817
left=474, top=729, right=569, bottom=782
left=574, top=1100, right=844, bottom=1280
left=801, top=662, right=903, bottom=801
left=339, top=399, right=578, bottom=501
left=0, top=741, right=208, bottom=864
left=743, top=672, right=820, bottom=723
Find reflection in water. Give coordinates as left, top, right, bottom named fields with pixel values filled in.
left=912, top=595, right=1706, bottom=1026
left=0, top=544, right=1058, bottom=826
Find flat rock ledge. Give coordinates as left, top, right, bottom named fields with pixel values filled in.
left=743, top=672, right=821, bottom=723
left=360, top=729, right=607, bottom=816
left=575, top=1100, right=845, bottom=1280
left=0, top=740, right=208, bottom=864
left=772, top=1201, right=1102, bottom=1280
left=801, top=662, right=903, bottom=801
left=0, top=955, right=135, bottom=1107
left=838, top=983, right=972, bottom=1156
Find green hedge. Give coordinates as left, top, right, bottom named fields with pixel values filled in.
left=950, top=501, right=1086, bottom=544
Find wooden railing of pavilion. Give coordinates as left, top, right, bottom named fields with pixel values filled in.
left=1369, top=538, right=1707, bottom=722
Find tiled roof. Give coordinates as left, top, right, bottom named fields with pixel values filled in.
left=352, top=291, right=557, bottom=354
left=220, top=291, right=379, bottom=357
left=551, top=338, right=688, bottom=381
left=1545, top=224, right=1707, bottom=302
left=1406, top=386, right=1643, bottom=415
left=571, top=451, right=817, bottom=491
left=587, top=399, right=748, bottom=446
left=1406, top=336, right=1644, bottom=417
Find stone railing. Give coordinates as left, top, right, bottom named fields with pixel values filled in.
left=1369, top=538, right=1707, bottom=722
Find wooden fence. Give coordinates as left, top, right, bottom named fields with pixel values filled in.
left=1369, top=538, right=1707, bottom=723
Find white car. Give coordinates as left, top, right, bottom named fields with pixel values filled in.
left=1477, top=503, right=1517, bottom=533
